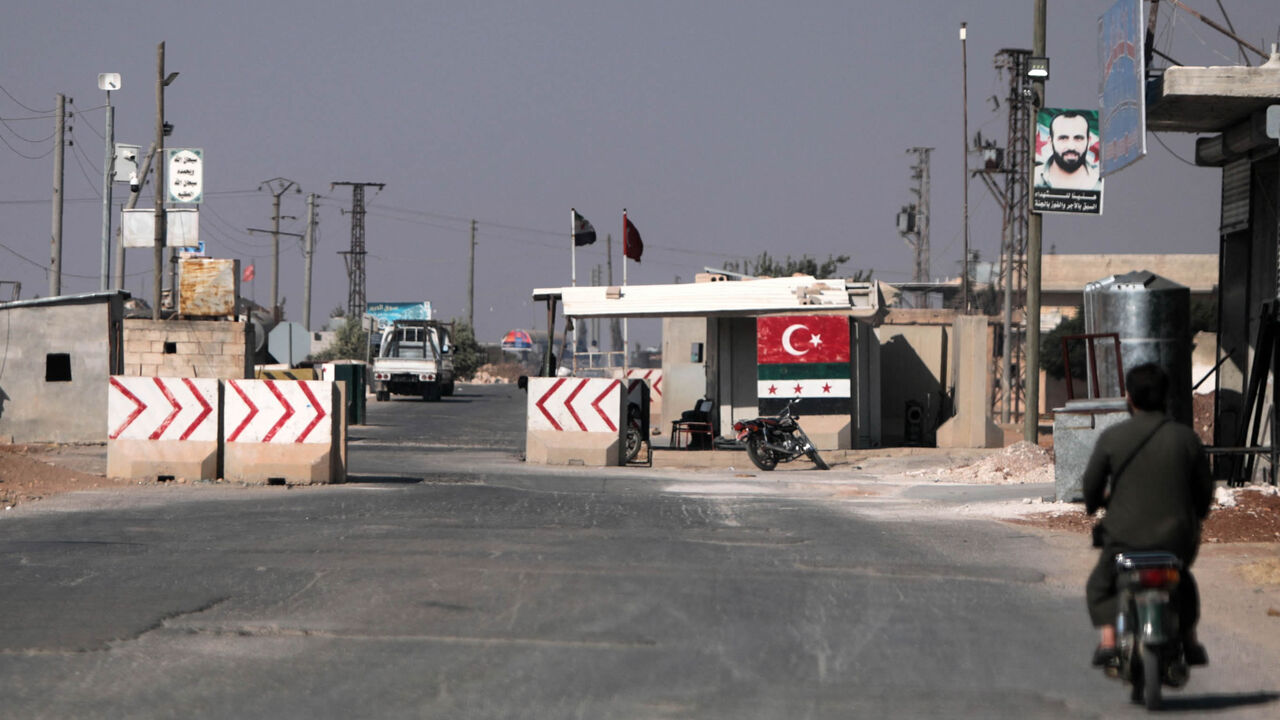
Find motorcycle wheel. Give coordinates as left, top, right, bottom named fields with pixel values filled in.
left=624, top=418, right=643, bottom=464
left=745, top=435, right=778, bottom=471
left=1142, top=646, right=1162, bottom=710
left=795, top=429, right=829, bottom=470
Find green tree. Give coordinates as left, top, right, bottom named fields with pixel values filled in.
left=310, top=317, right=369, bottom=363
left=721, top=251, right=871, bottom=281
left=1039, top=308, right=1087, bottom=380
left=449, top=320, right=484, bottom=380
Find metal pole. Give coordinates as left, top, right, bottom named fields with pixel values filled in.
left=960, top=22, right=971, bottom=313
left=50, top=93, right=65, bottom=297
left=467, top=219, right=476, bottom=328
left=117, top=142, right=156, bottom=290
left=153, top=43, right=165, bottom=320
left=1025, top=0, right=1046, bottom=442
left=99, top=93, right=114, bottom=292
left=303, top=192, right=315, bottom=331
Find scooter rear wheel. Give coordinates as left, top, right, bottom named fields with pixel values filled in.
left=1142, top=646, right=1162, bottom=710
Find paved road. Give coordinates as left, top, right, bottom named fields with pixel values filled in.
left=1, top=385, right=1277, bottom=718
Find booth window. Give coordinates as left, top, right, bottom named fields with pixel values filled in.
left=46, top=353, right=71, bottom=382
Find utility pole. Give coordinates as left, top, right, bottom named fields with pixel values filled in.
left=259, top=177, right=300, bottom=321
left=467, top=219, right=476, bottom=328
left=303, top=192, right=316, bottom=331
left=99, top=85, right=115, bottom=292
left=115, top=142, right=156, bottom=290
left=901, top=147, right=932, bottom=283
left=153, top=42, right=178, bottom=321
left=960, top=21, right=971, bottom=313
left=331, top=181, right=385, bottom=321
left=49, top=93, right=65, bottom=297
left=1025, top=0, right=1047, bottom=443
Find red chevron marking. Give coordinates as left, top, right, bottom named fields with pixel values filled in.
left=565, top=379, right=589, bottom=431
left=262, top=380, right=294, bottom=443
left=296, top=382, right=327, bottom=443
left=535, top=378, right=566, bottom=431
left=591, top=380, right=620, bottom=432
left=227, top=380, right=258, bottom=442
left=108, top=377, right=146, bottom=440
left=180, top=378, right=213, bottom=441
left=151, top=378, right=181, bottom=441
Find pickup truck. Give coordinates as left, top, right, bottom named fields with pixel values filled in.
left=371, top=320, right=455, bottom=401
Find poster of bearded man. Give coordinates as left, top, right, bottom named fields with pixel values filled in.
left=1032, top=108, right=1104, bottom=215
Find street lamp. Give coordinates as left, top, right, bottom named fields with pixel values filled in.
left=1027, top=56, right=1051, bottom=80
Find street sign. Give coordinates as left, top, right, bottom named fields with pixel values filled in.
left=1098, top=0, right=1146, bottom=177
left=166, top=148, right=203, bottom=203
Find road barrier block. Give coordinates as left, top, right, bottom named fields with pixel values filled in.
left=107, top=376, right=220, bottom=481
left=222, top=379, right=345, bottom=484
left=625, top=368, right=663, bottom=430
left=525, top=377, right=625, bottom=466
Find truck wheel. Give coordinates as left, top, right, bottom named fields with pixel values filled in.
left=376, top=391, right=390, bottom=402
left=423, top=384, right=442, bottom=402
left=443, top=381, right=455, bottom=397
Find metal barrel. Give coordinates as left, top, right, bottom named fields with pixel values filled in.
left=1084, top=271, right=1191, bottom=425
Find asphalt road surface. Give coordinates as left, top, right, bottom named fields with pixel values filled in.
left=2, top=385, right=1278, bottom=718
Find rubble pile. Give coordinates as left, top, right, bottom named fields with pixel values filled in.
left=934, top=441, right=1055, bottom=485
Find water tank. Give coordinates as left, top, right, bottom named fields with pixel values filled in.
left=1083, top=270, right=1191, bottom=425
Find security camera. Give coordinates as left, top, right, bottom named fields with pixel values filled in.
left=129, top=171, right=140, bottom=193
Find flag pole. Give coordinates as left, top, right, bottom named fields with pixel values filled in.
left=622, top=208, right=629, bottom=373
left=570, top=208, right=577, bottom=371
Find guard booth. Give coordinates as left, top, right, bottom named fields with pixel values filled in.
left=530, top=275, right=886, bottom=458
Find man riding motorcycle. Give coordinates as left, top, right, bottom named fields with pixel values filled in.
left=1082, top=363, right=1214, bottom=668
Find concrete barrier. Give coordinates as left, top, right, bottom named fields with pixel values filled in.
left=526, top=377, right=625, bottom=466
left=222, top=378, right=346, bottom=484
left=624, top=368, right=663, bottom=431
left=107, top=376, right=220, bottom=481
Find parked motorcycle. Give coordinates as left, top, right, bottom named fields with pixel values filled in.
left=1106, top=551, right=1190, bottom=710
left=732, top=399, right=829, bottom=471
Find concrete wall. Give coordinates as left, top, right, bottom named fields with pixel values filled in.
left=876, top=315, right=951, bottom=446
left=660, top=317, right=708, bottom=440
left=122, top=319, right=252, bottom=379
left=0, top=293, right=124, bottom=443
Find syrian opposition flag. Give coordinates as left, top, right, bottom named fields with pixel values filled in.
left=756, top=315, right=851, bottom=415
left=623, top=211, right=643, bottom=262
left=572, top=209, right=596, bottom=247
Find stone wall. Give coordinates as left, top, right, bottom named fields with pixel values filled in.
left=122, top=319, right=252, bottom=379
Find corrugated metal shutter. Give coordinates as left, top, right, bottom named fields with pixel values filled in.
left=1220, top=157, right=1250, bottom=234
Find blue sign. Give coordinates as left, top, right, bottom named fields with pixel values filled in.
left=365, top=301, right=432, bottom=328
left=1098, top=0, right=1145, bottom=177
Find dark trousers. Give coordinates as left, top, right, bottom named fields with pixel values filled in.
left=1086, top=546, right=1200, bottom=634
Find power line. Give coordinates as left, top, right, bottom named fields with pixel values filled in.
left=0, top=84, right=54, bottom=113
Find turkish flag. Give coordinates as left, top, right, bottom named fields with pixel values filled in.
left=623, top=213, right=643, bottom=262
left=756, top=315, right=850, bottom=365
left=242, top=264, right=255, bottom=282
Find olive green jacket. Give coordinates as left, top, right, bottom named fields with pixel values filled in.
left=1082, top=409, right=1213, bottom=556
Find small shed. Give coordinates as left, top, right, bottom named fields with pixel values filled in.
left=0, top=292, right=126, bottom=443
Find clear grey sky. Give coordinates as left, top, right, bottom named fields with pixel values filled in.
left=3, top=1, right=1276, bottom=348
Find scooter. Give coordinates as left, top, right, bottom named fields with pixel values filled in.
left=732, top=399, right=829, bottom=471
left=1107, top=551, right=1190, bottom=710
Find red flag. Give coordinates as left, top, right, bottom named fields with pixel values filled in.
left=623, top=212, right=643, bottom=262
left=242, top=264, right=255, bottom=282
left=756, top=315, right=851, bottom=365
